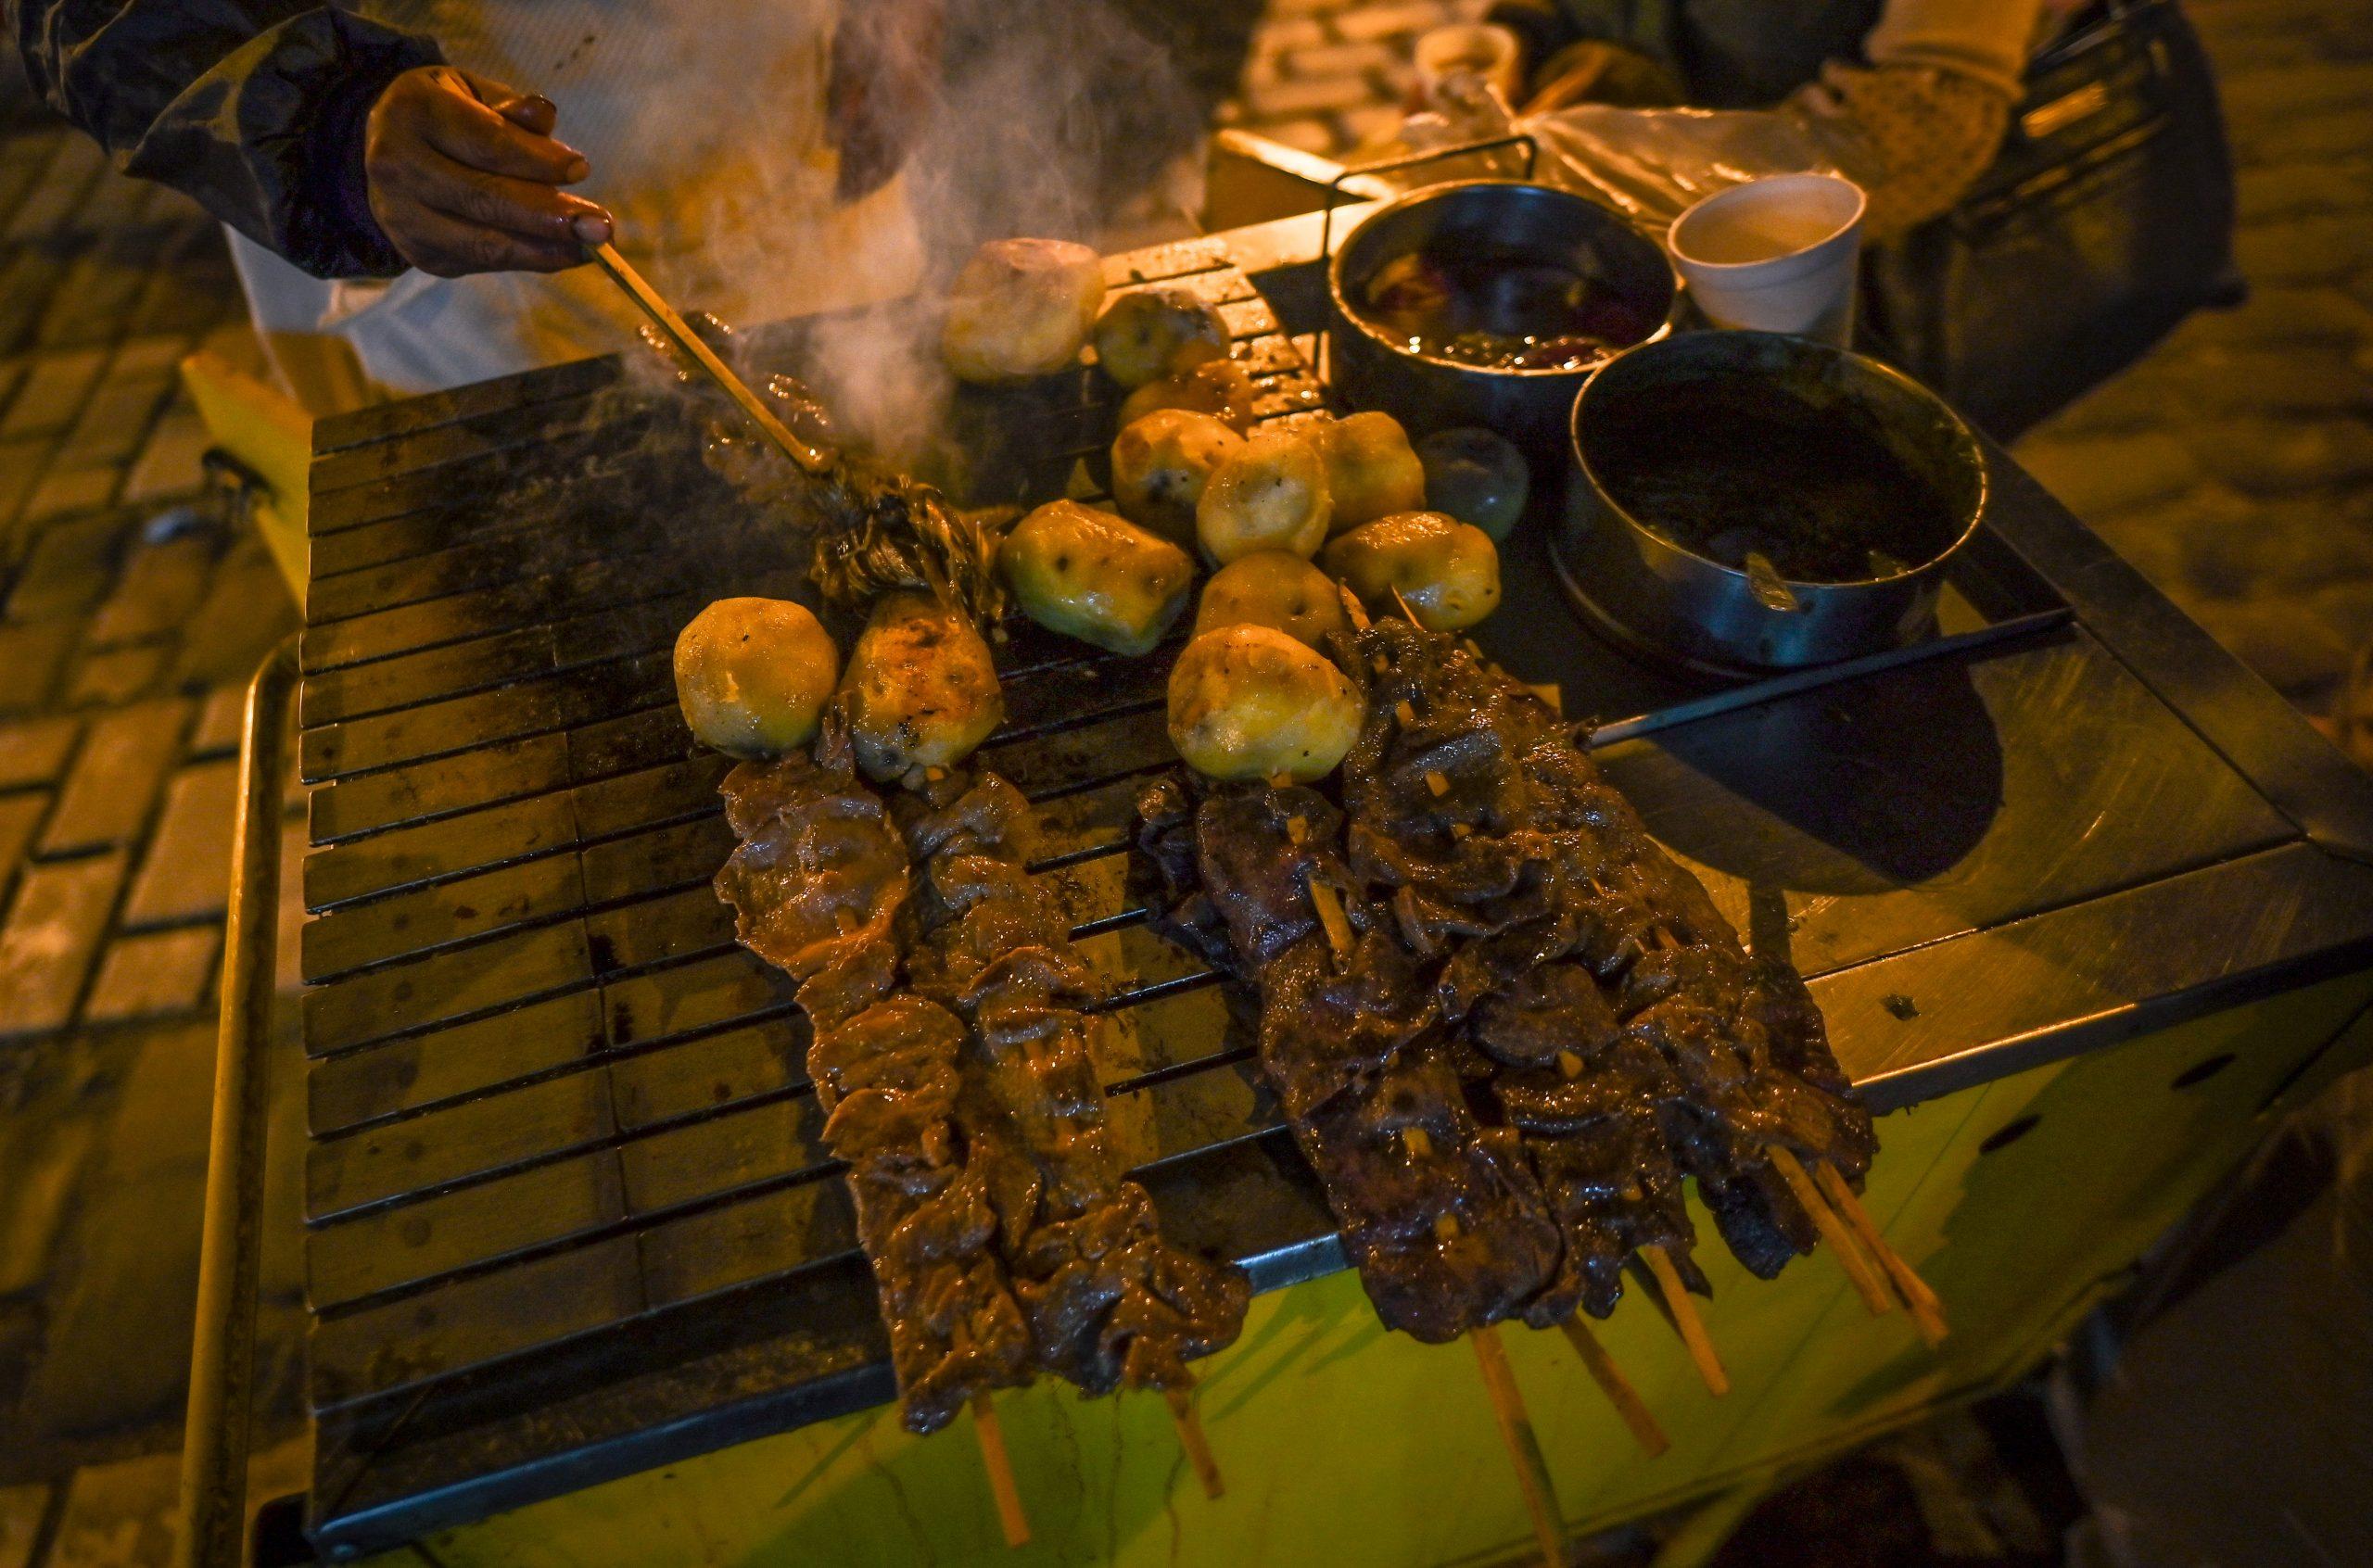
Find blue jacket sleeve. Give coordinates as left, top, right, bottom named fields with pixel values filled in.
left=10, top=0, right=443, bottom=278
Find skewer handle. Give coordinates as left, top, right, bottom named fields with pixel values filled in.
left=1769, top=1146, right=1896, bottom=1318
left=971, top=1393, right=1032, bottom=1548
left=1556, top=1316, right=1669, bottom=1458
left=1640, top=1246, right=1729, bottom=1397
left=583, top=241, right=834, bottom=475
left=1469, top=1327, right=1567, bottom=1568
left=1165, top=1385, right=1225, bottom=1500
left=1813, top=1160, right=1949, bottom=1347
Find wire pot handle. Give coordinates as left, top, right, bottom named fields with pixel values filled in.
left=1319, top=130, right=1541, bottom=262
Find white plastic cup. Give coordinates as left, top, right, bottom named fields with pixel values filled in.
left=1668, top=173, right=1868, bottom=348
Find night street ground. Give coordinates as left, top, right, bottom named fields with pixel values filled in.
left=0, top=2, right=2368, bottom=1560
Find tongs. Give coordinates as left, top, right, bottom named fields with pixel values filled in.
left=582, top=238, right=835, bottom=475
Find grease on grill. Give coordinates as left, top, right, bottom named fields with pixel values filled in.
left=1584, top=382, right=1958, bottom=584
left=1360, top=250, right=1659, bottom=372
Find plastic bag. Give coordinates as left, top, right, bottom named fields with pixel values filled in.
left=1523, top=104, right=1842, bottom=237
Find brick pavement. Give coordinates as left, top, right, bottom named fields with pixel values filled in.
left=0, top=2, right=2364, bottom=1560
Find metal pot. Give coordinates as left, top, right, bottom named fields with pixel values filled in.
left=1555, top=331, right=1987, bottom=672
left=1327, top=180, right=1675, bottom=462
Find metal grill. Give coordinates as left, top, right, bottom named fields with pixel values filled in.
left=290, top=233, right=2337, bottom=1555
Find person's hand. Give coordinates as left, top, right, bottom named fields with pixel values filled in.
left=364, top=65, right=615, bottom=275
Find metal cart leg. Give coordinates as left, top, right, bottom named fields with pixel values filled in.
left=177, top=635, right=302, bottom=1568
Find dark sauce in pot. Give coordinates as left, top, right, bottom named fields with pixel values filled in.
left=1583, top=382, right=1960, bottom=583
left=1361, top=249, right=1662, bottom=372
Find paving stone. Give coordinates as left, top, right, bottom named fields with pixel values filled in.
left=0, top=852, right=126, bottom=1039
left=46, top=1448, right=181, bottom=1567
left=121, top=405, right=210, bottom=504
left=2237, top=159, right=2373, bottom=224
left=0, top=621, right=75, bottom=715
left=6, top=509, right=130, bottom=621
left=0, top=435, right=52, bottom=530
left=3, top=133, right=102, bottom=245
left=1253, top=15, right=1326, bottom=52
left=0, top=1113, right=94, bottom=1297
left=2189, top=596, right=2356, bottom=695
left=19, top=464, right=118, bottom=530
left=188, top=685, right=246, bottom=760
left=2192, top=416, right=2373, bottom=493
left=1253, top=114, right=1343, bottom=153
left=38, top=698, right=191, bottom=856
left=87, top=527, right=219, bottom=650
left=2234, top=210, right=2373, bottom=284
left=0, top=1481, right=48, bottom=1568
left=0, top=795, right=45, bottom=893
left=61, top=643, right=167, bottom=709
left=0, top=714, right=80, bottom=790
left=57, top=369, right=173, bottom=474
left=1282, top=38, right=1398, bottom=77
left=1330, top=0, right=1451, bottom=42
left=173, top=537, right=297, bottom=689
left=2014, top=429, right=2206, bottom=517
left=121, top=759, right=237, bottom=927
left=0, top=347, right=106, bottom=441
left=1242, top=70, right=1377, bottom=118
left=82, top=927, right=218, bottom=1024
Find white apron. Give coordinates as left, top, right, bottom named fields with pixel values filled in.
left=232, top=0, right=925, bottom=411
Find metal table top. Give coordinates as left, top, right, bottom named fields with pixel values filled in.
left=286, top=220, right=2373, bottom=1555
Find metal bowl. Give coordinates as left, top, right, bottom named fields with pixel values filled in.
left=1555, top=331, right=1987, bottom=672
left=1327, top=180, right=1676, bottom=461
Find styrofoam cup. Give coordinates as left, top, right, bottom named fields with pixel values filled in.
left=1669, top=174, right=1868, bottom=348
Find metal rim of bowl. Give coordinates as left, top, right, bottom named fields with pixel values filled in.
left=1326, top=178, right=1677, bottom=380
left=1566, top=330, right=1990, bottom=591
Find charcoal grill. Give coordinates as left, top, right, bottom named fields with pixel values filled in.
left=198, top=214, right=2373, bottom=1566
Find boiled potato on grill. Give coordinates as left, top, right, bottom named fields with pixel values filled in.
left=1415, top=427, right=1529, bottom=541
left=1117, top=359, right=1259, bottom=434
left=1003, top=500, right=1196, bottom=655
left=1314, top=411, right=1427, bottom=534
left=1197, top=426, right=1332, bottom=565
left=1321, top=511, right=1503, bottom=632
left=1193, top=550, right=1350, bottom=651
left=672, top=597, right=840, bottom=759
left=1111, top=409, right=1242, bottom=547
left=941, top=238, right=1105, bottom=383
left=1094, top=286, right=1231, bottom=388
left=840, top=591, right=1005, bottom=780
left=1167, top=624, right=1364, bottom=783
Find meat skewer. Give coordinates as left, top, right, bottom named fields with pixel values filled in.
left=714, top=721, right=1036, bottom=1528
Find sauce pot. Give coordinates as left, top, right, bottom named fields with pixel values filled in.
left=1555, top=331, right=1988, bottom=671
left=1327, top=180, right=1675, bottom=462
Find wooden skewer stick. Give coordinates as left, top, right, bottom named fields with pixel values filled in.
left=1469, top=1326, right=1567, bottom=1568
left=1639, top=1246, right=1728, bottom=1397
left=1166, top=1385, right=1225, bottom=1500
left=1307, top=874, right=1355, bottom=965
left=1812, top=1161, right=1949, bottom=1347
left=1557, top=1315, right=1669, bottom=1459
left=971, top=1393, right=1031, bottom=1549
left=1768, top=1146, right=1896, bottom=1319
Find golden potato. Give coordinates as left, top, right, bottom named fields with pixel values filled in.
left=1196, top=427, right=1332, bottom=565
left=1320, top=511, right=1503, bottom=632
left=1415, top=427, right=1529, bottom=541
left=941, top=238, right=1105, bottom=384
left=1117, top=359, right=1259, bottom=434
left=1167, top=625, right=1364, bottom=783
left=1192, top=550, right=1350, bottom=651
left=1093, top=286, right=1230, bottom=388
left=1004, top=500, right=1196, bottom=655
left=1110, top=409, right=1242, bottom=546
left=1314, top=411, right=1427, bottom=535
left=672, top=597, right=840, bottom=759
left=840, top=591, right=1006, bottom=780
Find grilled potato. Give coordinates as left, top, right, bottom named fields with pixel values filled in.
left=840, top=591, right=1006, bottom=780
left=1117, top=359, right=1259, bottom=434
left=1192, top=550, right=1350, bottom=651
left=941, top=238, right=1105, bottom=383
left=1321, top=511, right=1502, bottom=632
left=1315, top=411, right=1427, bottom=535
left=672, top=597, right=841, bottom=759
left=1111, top=409, right=1242, bottom=546
left=1416, top=427, right=1529, bottom=541
left=1168, top=625, right=1364, bottom=783
left=1196, top=426, right=1332, bottom=565
left=1004, top=500, right=1196, bottom=655
left=1094, top=286, right=1231, bottom=388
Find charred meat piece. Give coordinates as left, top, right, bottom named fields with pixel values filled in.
left=900, top=768, right=1250, bottom=1397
